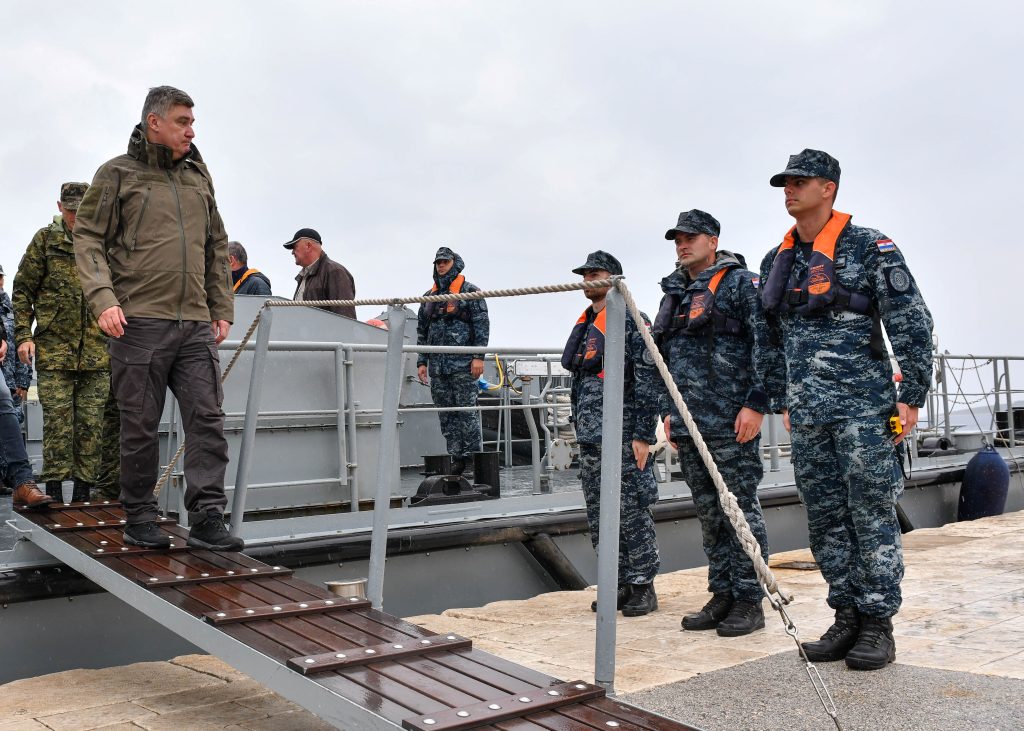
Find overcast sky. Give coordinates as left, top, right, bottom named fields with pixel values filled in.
left=2, top=1, right=1021, bottom=357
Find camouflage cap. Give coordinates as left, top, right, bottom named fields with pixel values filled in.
left=434, top=246, right=456, bottom=262
left=571, top=250, right=622, bottom=276
left=769, top=149, right=841, bottom=187
left=664, top=209, right=720, bottom=240
left=60, top=182, right=89, bottom=211
left=0, top=264, right=5, bottom=277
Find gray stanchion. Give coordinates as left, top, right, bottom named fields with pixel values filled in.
left=594, top=287, right=626, bottom=694
left=230, top=307, right=273, bottom=537
left=366, top=305, right=408, bottom=610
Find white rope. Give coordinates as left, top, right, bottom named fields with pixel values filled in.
left=613, top=281, right=791, bottom=602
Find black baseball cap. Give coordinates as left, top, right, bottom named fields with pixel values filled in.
left=283, top=228, right=322, bottom=249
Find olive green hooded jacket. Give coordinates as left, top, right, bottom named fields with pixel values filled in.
left=74, top=125, right=233, bottom=325
left=13, top=216, right=109, bottom=371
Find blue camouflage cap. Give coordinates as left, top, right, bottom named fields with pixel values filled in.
left=770, top=148, right=841, bottom=187
left=571, top=250, right=622, bottom=276
left=434, top=246, right=456, bottom=262
left=664, top=209, right=720, bottom=240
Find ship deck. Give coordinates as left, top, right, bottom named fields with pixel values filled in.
left=3, top=510, right=1023, bottom=730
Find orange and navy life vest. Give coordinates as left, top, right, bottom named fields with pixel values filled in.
left=653, top=263, right=744, bottom=340
left=760, top=210, right=872, bottom=317
left=422, top=274, right=472, bottom=323
left=561, top=307, right=607, bottom=376
left=232, top=268, right=261, bottom=292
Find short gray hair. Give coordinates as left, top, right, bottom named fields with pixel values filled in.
left=141, top=86, right=194, bottom=127
left=227, top=241, right=248, bottom=267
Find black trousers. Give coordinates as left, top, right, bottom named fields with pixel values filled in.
left=108, top=319, right=229, bottom=524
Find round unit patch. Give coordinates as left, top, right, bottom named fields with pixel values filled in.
left=887, top=267, right=911, bottom=293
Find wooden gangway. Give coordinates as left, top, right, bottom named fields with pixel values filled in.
left=13, top=501, right=699, bottom=731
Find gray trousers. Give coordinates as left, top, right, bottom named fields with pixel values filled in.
left=108, top=318, right=229, bottom=524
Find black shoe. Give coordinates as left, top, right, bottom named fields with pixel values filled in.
left=801, top=606, right=860, bottom=662
left=845, top=615, right=896, bottom=670
left=682, top=592, right=734, bottom=631
left=45, top=480, right=64, bottom=501
left=124, top=521, right=171, bottom=549
left=451, top=458, right=467, bottom=476
left=716, top=600, right=765, bottom=637
left=72, top=479, right=93, bottom=503
left=622, top=583, right=658, bottom=617
left=591, top=585, right=632, bottom=612
left=0, top=485, right=12, bottom=496
left=187, top=509, right=245, bottom=552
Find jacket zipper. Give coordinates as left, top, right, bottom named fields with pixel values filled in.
left=129, top=185, right=152, bottom=252
left=166, top=170, right=187, bottom=327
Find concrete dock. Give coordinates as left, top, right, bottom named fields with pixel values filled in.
left=3, top=511, right=1023, bottom=730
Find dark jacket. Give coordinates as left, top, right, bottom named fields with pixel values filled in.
left=294, top=252, right=356, bottom=318
left=233, top=268, right=272, bottom=296
left=74, top=125, right=233, bottom=324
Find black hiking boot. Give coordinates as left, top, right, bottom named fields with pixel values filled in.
left=681, top=592, right=734, bottom=631
left=622, top=583, right=658, bottom=617
left=845, top=615, right=896, bottom=670
left=123, top=521, right=171, bottom=549
left=716, top=599, right=765, bottom=637
left=187, top=509, right=245, bottom=552
left=45, top=480, right=64, bottom=501
left=451, top=458, right=471, bottom=478
left=72, top=479, right=93, bottom=503
left=801, top=606, right=860, bottom=662
left=591, top=585, right=632, bottom=612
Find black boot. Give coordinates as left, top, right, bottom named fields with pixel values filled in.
left=716, top=599, right=765, bottom=637
left=124, top=521, right=171, bottom=549
left=187, top=509, right=245, bottom=552
left=622, top=583, right=658, bottom=617
left=845, top=615, right=896, bottom=670
left=801, top=606, right=860, bottom=662
left=72, top=479, right=93, bottom=503
left=45, top=480, right=64, bottom=501
left=450, top=458, right=466, bottom=476
left=681, top=592, right=734, bottom=631
left=591, top=585, right=631, bottom=612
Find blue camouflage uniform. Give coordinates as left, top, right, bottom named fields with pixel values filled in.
left=655, top=245, right=784, bottom=603
left=760, top=211, right=933, bottom=619
left=1, top=288, right=32, bottom=421
left=564, top=255, right=661, bottom=587
left=416, top=248, right=489, bottom=460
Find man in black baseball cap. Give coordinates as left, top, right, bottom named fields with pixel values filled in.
left=285, top=228, right=357, bottom=319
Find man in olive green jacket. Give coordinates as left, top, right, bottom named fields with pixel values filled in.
left=74, top=85, right=242, bottom=552
left=14, top=182, right=119, bottom=503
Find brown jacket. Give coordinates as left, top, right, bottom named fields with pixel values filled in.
left=74, top=126, right=233, bottom=324
left=293, top=252, right=356, bottom=318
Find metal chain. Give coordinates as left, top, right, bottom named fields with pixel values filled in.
left=615, top=280, right=843, bottom=731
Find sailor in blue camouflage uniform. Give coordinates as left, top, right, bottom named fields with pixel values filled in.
left=416, top=247, right=490, bottom=477
left=654, top=210, right=785, bottom=636
left=760, top=149, right=934, bottom=670
left=1, top=265, right=32, bottom=422
left=563, top=251, right=661, bottom=616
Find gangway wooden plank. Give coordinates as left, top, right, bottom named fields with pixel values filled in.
left=13, top=505, right=699, bottom=731
left=289, top=633, right=473, bottom=674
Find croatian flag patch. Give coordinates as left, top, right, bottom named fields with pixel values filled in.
left=751, top=276, right=760, bottom=289
left=876, top=239, right=896, bottom=253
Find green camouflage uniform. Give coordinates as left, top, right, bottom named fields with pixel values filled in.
left=13, top=214, right=119, bottom=489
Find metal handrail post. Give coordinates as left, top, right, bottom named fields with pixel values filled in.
left=594, top=287, right=626, bottom=694
left=367, top=305, right=408, bottom=610
left=344, top=345, right=360, bottom=511
left=767, top=413, right=780, bottom=472
left=939, top=355, right=951, bottom=443
left=229, top=307, right=273, bottom=537
left=992, top=360, right=1002, bottom=438
left=525, top=395, right=543, bottom=493
left=1005, top=358, right=1016, bottom=448
left=334, top=347, right=350, bottom=492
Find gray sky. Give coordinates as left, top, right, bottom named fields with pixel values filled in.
left=2, top=1, right=1021, bottom=355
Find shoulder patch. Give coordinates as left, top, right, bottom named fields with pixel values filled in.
left=886, top=266, right=912, bottom=294
left=750, top=276, right=760, bottom=289
left=876, top=238, right=896, bottom=253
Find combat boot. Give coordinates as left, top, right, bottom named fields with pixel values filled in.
left=187, top=509, right=245, bottom=552
left=591, top=585, right=631, bottom=612
left=45, top=480, right=63, bottom=501
left=716, top=599, right=765, bottom=637
left=450, top=458, right=466, bottom=476
left=72, top=479, right=93, bottom=503
left=681, top=592, right=734, bottom=631
left=845, top=615, right=896, bottom=670
left=13, top=482, right=54, bottom=510
left=123, top=521, right=171, bottom=549
left=801, top=606, right=860, bottom=662
left=622, top=583, right=658, bottom=617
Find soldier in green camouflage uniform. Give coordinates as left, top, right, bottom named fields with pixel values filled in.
left=13, top=182, right=119, bottom=502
